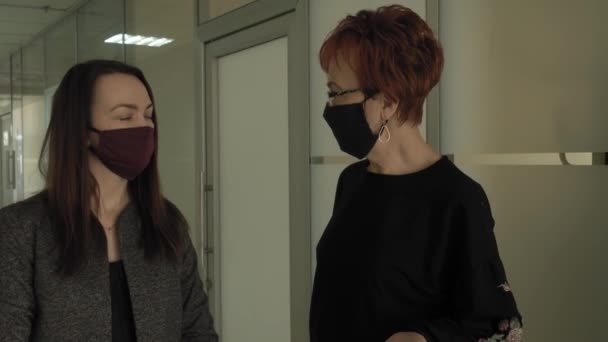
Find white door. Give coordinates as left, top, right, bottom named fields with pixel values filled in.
left=210, top=36, right=292, bottom=342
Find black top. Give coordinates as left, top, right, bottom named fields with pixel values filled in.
left=110, top=260, right=137, bottom=342
left=310, top=157, right=522, bottom=342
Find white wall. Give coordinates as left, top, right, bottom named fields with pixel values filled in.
left=207, top=0, right=256, bottom=18
left=440, top=0, right=608, bottom=154
left=441, top=1, right=608, bottom=340
left=22, top=95, right=45, bottom=198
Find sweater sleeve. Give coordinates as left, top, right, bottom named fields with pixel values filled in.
left=0, top=204, right=36, bottom=341
left=180, top=231, right=219, bottom=341
left=407, top=185, right=523, bottom=342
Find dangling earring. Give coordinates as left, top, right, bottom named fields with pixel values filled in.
left=378, top=119, right=391, bottom=143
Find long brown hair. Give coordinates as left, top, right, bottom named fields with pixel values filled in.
left=39, top=60, right=186, bottom=276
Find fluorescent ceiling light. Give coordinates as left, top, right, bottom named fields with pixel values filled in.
left=135, top=37, right=156, bottom=45
left=104, top=34, right=174, bottom=47
left=104, top=34, right=124, bottom=43
left=148, top=38, right=173, bottom=47
left=124, top=35, right=144, bottom=44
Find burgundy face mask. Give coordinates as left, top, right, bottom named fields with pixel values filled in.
left=88, top=126, right=155, bottom=180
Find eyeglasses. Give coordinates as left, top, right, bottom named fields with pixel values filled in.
left=327, top=88, right=376, bottom=106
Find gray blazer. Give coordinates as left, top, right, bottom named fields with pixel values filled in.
left=0, top=194, right=218, bottom=341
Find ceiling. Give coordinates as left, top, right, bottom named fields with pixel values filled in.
left=0, top=1, right=82, bottom=61
left=0, top=0, right=195, bottom=99
left=0, top=0, right=82, bottom=99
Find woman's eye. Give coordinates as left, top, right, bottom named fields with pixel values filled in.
left=327, top=90, right=338, bottom=98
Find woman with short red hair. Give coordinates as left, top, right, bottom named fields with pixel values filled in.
left=310, top=5, right=522, bottom=342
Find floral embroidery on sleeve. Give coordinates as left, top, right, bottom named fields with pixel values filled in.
left=478, top=317, right=523, bottom=342
left=498, top=282, right=512, bottom=293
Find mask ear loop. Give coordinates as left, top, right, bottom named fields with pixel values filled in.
left=87, top=126, right=101, bottom=148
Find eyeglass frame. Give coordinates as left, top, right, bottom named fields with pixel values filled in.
left=326, top=88, right=378, bottom=106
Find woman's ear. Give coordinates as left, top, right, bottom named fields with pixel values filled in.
left=379, top=94, right=399, bottom=120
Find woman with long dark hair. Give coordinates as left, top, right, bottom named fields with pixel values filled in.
left=0, top=60, right=217, bottom=341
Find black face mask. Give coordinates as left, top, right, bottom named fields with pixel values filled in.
left=323, top=101, right=379, bottom=160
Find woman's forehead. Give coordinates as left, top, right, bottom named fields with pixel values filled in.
left=93, top=73, right=151, bottom=107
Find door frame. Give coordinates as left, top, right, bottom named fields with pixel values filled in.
left=0, top=112, right=14, bottom=208
left=425, top=0, right=440, bottom=151
left=195, top=1, right=310, bottom=340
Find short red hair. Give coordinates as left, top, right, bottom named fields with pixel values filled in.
left=320, top=5, right=443, bottom=124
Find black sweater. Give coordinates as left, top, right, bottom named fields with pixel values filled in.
left=310, top=157, right=522, bottom=342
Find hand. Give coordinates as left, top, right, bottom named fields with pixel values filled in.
left=385, top=332, right=427, bottom=342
